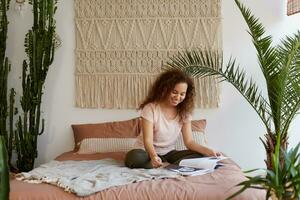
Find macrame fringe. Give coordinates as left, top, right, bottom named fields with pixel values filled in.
left=75, top=74, right=219, bottom=109
left=74, top=0, right=222, bottom=109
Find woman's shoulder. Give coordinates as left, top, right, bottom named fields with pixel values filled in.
left=140, top=102, right=161, bottom=122
left=143, top=102, right=159, bottom=110
left=140, top=102, right=161, bottom=117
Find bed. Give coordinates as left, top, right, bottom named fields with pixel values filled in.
left=9, top=118, right=265, bottom=200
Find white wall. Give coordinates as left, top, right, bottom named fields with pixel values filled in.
left=6, top=0, right=300, bottom=170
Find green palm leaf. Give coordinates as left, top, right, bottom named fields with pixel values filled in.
left=165, top=50, right=271, bottom=129
left=234, top=0, right=283, bottom=134
left=234, top=0, right=278, bottom=79
left=277, top=32, right=300, bottom=137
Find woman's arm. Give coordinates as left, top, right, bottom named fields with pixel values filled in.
left=182, top=122, right=221, bottom=157
left=142, top=118, right=162, bottom=167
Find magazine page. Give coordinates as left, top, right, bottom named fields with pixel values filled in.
left=178, top=156, right=228, bottom=169
left=165, top=164, right=212, bottom=176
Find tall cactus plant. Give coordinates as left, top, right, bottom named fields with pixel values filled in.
left=0, top=135, right=10, bottom=200
left=16, top=0, right=58, bottom=172
left=0, top=0, right=16, bottom=169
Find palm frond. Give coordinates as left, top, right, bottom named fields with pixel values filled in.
left=164, top=50, right=221, bottom=76
left=276, top=31, right=300, bottom=137
left=225, top=174, right=269, bottom=200
left=234, top=0, right=278, bottom=81
left=165, top=50, right=271, bottom=129
left=235, top=0, right=282, bottom=133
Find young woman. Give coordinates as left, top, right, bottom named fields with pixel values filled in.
left=125, top=69, right=221, bottom=169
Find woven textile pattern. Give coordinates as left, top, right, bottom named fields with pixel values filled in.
left=76, top=131, right=207, bottom=154
left=287, top=0, right=300, bottom=15
left=75, top=0, right=222, bottom=109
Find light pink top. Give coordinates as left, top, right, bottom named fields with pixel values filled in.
left=135, top=103, right=191, bottom=155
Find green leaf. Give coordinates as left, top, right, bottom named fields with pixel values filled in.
left=165, top=49, right=271, bottom=130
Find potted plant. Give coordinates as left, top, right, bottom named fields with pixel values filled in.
left=15, top=0, right=58, bottom=172
left=164, top=0, right=300, bottom=199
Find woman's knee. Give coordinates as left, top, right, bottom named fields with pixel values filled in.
left=125, top=149, right=150, bottom=168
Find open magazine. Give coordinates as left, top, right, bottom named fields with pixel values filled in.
left=165, top=156, right=228, bottom=176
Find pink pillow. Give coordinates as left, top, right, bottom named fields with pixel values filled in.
left=72, top=118, right=141, bottom=151
left=191, top=119, right=206, bottom=132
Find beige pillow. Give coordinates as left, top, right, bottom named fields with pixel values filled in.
left=77, top=138, right=137, bottom=154
left=175, top=131, right=207, bottom=151
left=77, top=131, right=207, bottom=154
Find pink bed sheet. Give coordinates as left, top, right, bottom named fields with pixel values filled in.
left=10, top=151, right=265, bottom=200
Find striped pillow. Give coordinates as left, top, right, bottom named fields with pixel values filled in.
left=77, top=131, right=207, bottom=154
left=77, top=138, right=136, bottom=154
left=175, top=131, right=207, bottom=151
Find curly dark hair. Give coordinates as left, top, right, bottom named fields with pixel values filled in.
left=139, top=69, right=195, bottom=121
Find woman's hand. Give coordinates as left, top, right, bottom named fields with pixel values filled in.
left=151, top=156, right=163, bottom=168
left=204, top=148, right=222, bottom=157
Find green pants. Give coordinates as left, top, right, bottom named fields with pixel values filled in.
left=125, top=149, right=204, bottom=169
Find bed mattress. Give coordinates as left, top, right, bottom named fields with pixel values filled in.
left=10, top=151, right=265, bottom=200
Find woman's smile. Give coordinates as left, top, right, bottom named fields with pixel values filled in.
left=168, top=82, right=188, bottom=106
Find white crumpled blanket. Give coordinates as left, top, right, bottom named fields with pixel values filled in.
left=15, top=159, right=179, bottom=196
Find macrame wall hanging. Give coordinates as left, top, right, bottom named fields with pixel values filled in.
left=287, top=0, right=300, bottom=15
left=75, top=0, right=222, bottom=109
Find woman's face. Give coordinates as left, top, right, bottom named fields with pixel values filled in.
left=167, top=82, right=188, bottom=107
